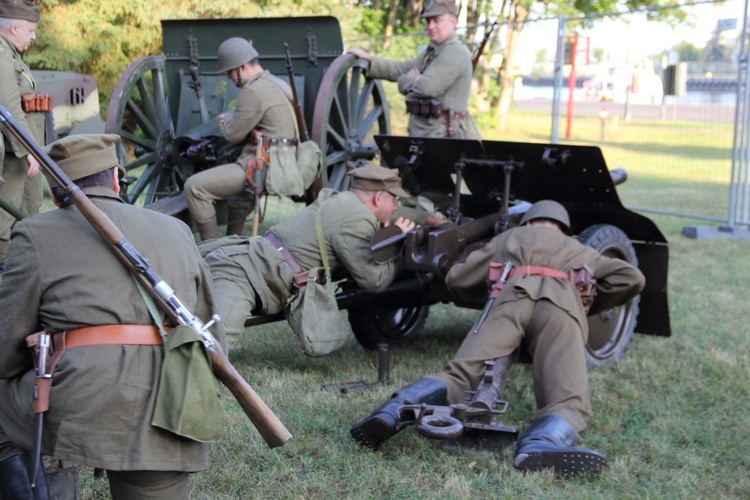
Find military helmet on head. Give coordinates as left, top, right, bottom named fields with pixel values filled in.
left=519, top=200, right=571, bottom=234
left=216, top=37, right=259, bottom=73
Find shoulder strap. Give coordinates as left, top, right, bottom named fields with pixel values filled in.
left=314, top=193, right=338, bottom=277
left=267, top=78, right=300, bottom=141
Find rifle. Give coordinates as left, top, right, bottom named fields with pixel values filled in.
left=249, top=131, right=268, bottom=236
left=283, top=43, right=310, bottom=142
left=30, top=331, right=52, bottom=490
left=472, top=21, right=497, bottom=72
left=0, top=106, right=292, bottom=449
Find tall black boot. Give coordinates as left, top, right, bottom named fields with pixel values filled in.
left=514, top=415, right=608, bottom=477
left=0, top=452, right=50, bottom=500
left=350, top=378, right=447, bottom=451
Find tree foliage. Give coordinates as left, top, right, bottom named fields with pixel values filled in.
left=25, top=0, right=690, bottom=128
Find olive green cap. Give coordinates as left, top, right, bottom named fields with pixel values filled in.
left=0, top=0, right=40, bottom=23
left=347, top=163, right=410, bottom=198
left=519, top=200, right=571, bottom=234
left=421, top=0, right=458, bottom=18
left=44, top=134, right=126, bottom=186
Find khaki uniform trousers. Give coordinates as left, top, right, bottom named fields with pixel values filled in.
left=429, top=296, right=592, bottom=434
left=0, top=155, right=43, bottom=262
left=184, top=161, right=251, bottom=225
left=208, top=251, right=259, bottom=349
left=106, top=470, right=189, bottom=499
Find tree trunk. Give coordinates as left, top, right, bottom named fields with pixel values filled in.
left=495, top=1, right=528, bottom=132
left=383, top=0, right=401, bottom=51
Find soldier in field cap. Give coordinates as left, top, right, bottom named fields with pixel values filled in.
left=348, top=0, right=480, bottom=139
left=202, top=162, right=418, bottom=350
left=0, top=0, right=46, bottom=274
left=0, top=134, right=224, bottom=499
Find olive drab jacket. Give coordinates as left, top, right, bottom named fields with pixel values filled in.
left=0, top=34, right=46, bottom=175
left=223, top=69, right=296, bottom=168
left=368, top=34, right=480, bottom=139
left=446, top=225, right=646, bottom=334
left=0, top=187, right=224, bottom=471
left=207, top=188, right=401, bottom=317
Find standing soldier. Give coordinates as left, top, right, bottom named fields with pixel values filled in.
left=350, top=201, right=645, bottom=477
left=185, top=37, right=298, bottom=241
left=0, top=134, right=225, bottom=498
left=348, top=0, right=480, bottom=139
left=0, top=0, right=46, bottom=273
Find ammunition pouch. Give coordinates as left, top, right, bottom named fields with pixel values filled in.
left=21, top=93, right=53, bottom=113
left=569, top=264, right=597, bottom=313
left=406, top=98, right=443, bottom=118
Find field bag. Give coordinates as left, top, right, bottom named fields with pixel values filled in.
left=267, top=143, right=305, bottom=197
left=152, top=325, right=224, bottom=442
left=266, top=84, right=322, bottom=196
left=284, top=197, right=350, bottom=357
left=133, top=279, right=224, bottom=442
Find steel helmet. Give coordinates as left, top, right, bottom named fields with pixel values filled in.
left=519, top=200, right=571, bottom=233
left=216, top=37, right=259, bottom=73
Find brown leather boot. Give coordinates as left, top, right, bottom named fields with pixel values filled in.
left=197, top=218, right=219, bottom=241
left=225, top=202, right=252, bottom=236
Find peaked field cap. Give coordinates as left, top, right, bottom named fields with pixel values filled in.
left=0, top=0, right=40, bottom=22
left=347, top=163, right=410, bottom=198
left=44, top=134, right=126, bottom=186
left=421, top=0, right=458, bottom=18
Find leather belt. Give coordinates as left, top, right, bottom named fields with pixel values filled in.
left=264, top=232, right=309, bottom=289
left=266, top=137, right=297, bottom=147
left=508, top=266, right=570, bottom=280
left=60, top=325, right=170, bottom=349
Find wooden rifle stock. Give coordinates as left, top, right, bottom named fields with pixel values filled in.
left=0, top=106, right=292, bottom=449
left=283, top=43, right=310, bottom=142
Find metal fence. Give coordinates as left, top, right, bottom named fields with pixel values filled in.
left=347, top=0, right=750, bottom=230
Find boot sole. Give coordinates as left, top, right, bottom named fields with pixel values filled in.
left=350, top=416, right=397, bottom=451
left=516, top=450, right=609, bottom=478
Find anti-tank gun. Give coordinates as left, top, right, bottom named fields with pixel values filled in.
left=339, top=135, right=671, bottom=369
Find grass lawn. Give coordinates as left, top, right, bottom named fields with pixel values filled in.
left=71, top=201, right=749, bottom=498
left=46, top=99, right=746, bottom=498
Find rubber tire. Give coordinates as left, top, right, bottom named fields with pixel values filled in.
left=577, top=224, right=640, bottom=368
left=348, top=303, right=429, bottom=350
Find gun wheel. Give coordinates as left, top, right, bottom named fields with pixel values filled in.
left=578, top=224, right=640, bottom=368
left=311, top=54, right=390, bottom=192
left=348, top=303, right=429, bottom=350
left=105, top=56, right=184, bottom=209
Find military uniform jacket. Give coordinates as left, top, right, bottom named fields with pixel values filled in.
left=223, top=70, right=296, bottom=167
left=211, top=188, right=400, bottom=315
left=446, top=225, right=645, bottom=332
left=0, top=34, right=45, bottom=178
left=368, top=35, right=480, bottom=139
left=0, top=187, right=224, bottom=471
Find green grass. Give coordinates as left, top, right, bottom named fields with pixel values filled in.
left=58, top=100, right=748, bottom=498
left=74, top=199, right=750, bottom=498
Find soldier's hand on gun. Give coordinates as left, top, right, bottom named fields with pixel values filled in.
left=347, top=47, right=374, bottom=62
left=391, top=216, right=417, bottom=234
left=26, top=154, right=39, bottom=177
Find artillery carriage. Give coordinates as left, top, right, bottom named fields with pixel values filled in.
left=246, top=135, right=671, bottom=368
left=94, top=15, right=672, bottom=367
left=105, top=16, right=390, bottom=216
